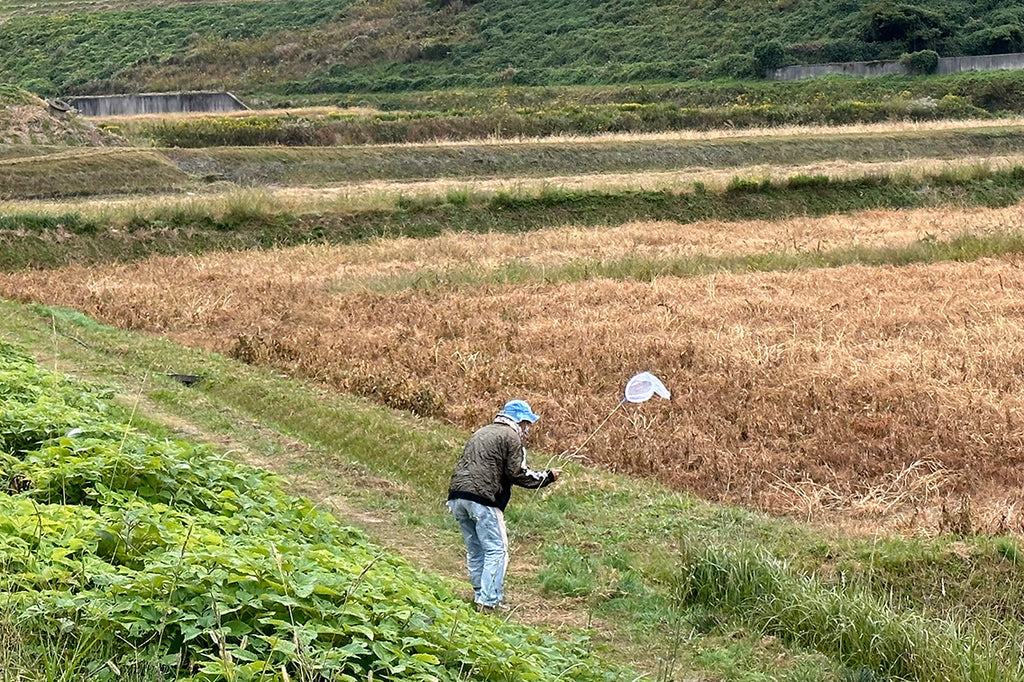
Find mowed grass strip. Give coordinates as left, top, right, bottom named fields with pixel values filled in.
left=161, top=126, right=1024, bottom=186
left=0, top=148, right=189, bottom=199
left=6, top=219, right=1024, bottom=531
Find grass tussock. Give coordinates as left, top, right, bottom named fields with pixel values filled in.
left=674, top=544, right=1013, bottom=681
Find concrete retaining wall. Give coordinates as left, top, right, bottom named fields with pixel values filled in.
left=771, top=60, right=905, bottom=80
left=65, top=91, right=249, bottom=116
left=937, top=53, right=1024, bottom=74
left=770, top=52, right=1024, bottom=81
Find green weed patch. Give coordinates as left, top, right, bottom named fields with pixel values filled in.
left=0, top=341, right=631, bottom=681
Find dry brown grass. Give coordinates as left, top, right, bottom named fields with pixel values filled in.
left=171, top=203, right=1024, bottom=287
left=415, top=117, right=1024, bottom=148
left=5, top=152, right=1024, bottom=219
left=0, top=103, right=123, bottom=147
left=6, top=205, right=1024, bottom=532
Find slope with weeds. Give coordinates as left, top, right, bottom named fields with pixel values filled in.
left=0, top=339, right=631, bottom=681
left=0, top=84, right=123, bottom=146
left=3, top=299, right=1024, bottom=681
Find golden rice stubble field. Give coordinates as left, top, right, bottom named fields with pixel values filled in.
left=5, top=204, right=1024, bottom=533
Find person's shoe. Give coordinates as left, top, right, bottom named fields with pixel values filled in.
left=475, top=602, right=510, bottom=615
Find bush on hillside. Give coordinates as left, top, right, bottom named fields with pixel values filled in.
left=963, top=24, right=1024, bottom=54
left=753, top=41, right=787, bottom=77
left=786, top=38, right=876, bottom=63
left=860, top=1, right=952, bottom=52
left=712, top=53, right=761, bottom=79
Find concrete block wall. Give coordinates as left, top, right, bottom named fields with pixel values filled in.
left=65, top=91, right=249, bottom=116
left=770, top=52, right=1024, bottom=81
left=771, top=60, right=905, bottom=80
left=937, top=53, right=1024, bottom=75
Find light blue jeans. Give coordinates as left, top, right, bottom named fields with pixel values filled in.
left=447, top=498, right=509, bottom=607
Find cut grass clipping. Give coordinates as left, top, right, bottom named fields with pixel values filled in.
left=0, top=341, right=634, bottom=682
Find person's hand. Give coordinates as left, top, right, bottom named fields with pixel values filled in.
left=550, top=468, right=562, bottom=481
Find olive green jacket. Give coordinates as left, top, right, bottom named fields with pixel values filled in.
left=447, top=417, right=554, bottom=510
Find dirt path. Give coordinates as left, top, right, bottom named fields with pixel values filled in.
left=131, top=395, right=608, bottom=640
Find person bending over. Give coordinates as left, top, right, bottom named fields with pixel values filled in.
left=447, top=399, right=560, bottom=613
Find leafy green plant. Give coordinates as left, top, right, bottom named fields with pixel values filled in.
left=0, top=341, right=632, bottom=681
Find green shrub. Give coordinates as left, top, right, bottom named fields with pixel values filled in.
left=753, top=41, right=787, bottom=77
left=712, top=54, right=761, bottom=79
left=786, top=174, right=831, bottom=189
left=900, top=49, right=940, bottom=75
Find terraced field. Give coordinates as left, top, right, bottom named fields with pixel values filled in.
left=4, top=113, right=1024, bottom=533
left=8, top=86, right=1024, bottom=680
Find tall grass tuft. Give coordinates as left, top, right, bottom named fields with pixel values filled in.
left=672, top=543, right=1013, bottom=682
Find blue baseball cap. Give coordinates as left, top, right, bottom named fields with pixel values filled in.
left=498, top=399, right=539, bottom=424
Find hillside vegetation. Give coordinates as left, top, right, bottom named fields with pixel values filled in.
left=4, top=0, right=1024, bottom=95
left=0, top=84, right=122, bottom=146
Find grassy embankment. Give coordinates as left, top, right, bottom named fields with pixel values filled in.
left=5, top=161, right=1024, bottom=268
left=3, top=299, right=1024, bottom=682
left=0, top=332, right=632, bottom=682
